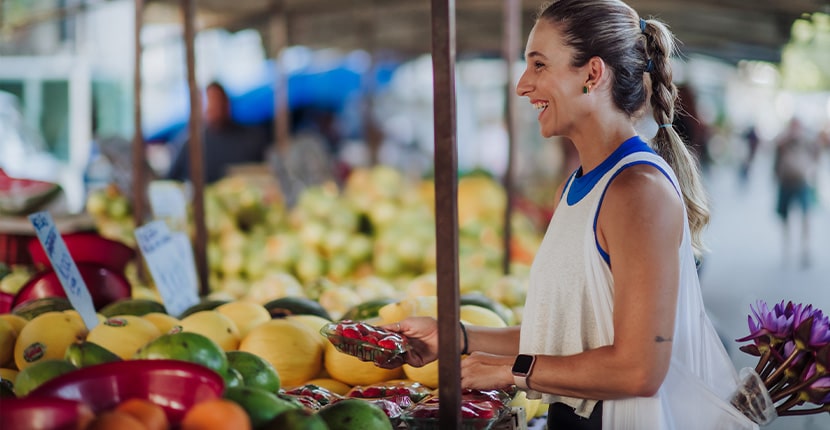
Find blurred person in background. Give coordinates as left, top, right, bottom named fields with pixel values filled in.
left=773, top=117, right=820, bottom=268
left=166, top=81, right=270, bottom=184
left=739, top=125, right=760, bottom=185
left=386, top=1, right=754, bottom=429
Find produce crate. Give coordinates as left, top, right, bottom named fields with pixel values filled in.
left=397, top=407, right=528, bottom=430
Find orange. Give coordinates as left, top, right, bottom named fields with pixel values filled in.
left=180, top=398, right=251, bottom=430
left=116, top=398, right=169, bottom=430
left=85, top=410, right=147, bottom=430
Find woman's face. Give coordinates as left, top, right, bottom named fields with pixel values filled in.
left=516, top=22, right=587, bottom=138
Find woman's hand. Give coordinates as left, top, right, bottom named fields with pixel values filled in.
left=380, top=317, right=440, bottom=368
left=460, top=352, right=514, bottom=390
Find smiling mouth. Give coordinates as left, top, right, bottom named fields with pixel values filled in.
left=533, top=101, right=549, bottom=110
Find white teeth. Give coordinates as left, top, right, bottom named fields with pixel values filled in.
left=533, top=102, right=548, bottom=110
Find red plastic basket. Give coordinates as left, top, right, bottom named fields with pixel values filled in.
left=11, top=262, right=132, bottom=311
left=27, top=232, right=136, bottom=274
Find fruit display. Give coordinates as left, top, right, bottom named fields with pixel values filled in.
left=0, top=164, right=551, bottom=428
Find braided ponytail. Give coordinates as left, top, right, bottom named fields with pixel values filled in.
left=641, top=19, right=710, bottom=258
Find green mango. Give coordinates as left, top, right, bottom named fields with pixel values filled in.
left=15, top=359, right=77, bottom=397
left=223, top=386, right=301, bottom=428
left=226, top=350, right=280, bottom=393
left=133, top=332, right=228, bottom=376
left=99, top=298, right=167, bottom=318
left=64, top=341, right=121, bottom=368
left=261, top=408, right=329, bottom=430
left=317, top=398, right=393, bottom=430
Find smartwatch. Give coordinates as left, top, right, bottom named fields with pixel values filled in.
left=511, top=354, right=536, bottom=391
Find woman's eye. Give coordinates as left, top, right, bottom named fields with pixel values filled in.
left=534, top=62, right=545, bottom=70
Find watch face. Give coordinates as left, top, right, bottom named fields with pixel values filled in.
left=512, top=354, right=534, bottom=375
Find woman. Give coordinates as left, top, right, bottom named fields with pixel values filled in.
left=388, top=1, right=757, bottom=428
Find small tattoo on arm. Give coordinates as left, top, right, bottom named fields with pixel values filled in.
left=655, top=336, right=672, bottom=343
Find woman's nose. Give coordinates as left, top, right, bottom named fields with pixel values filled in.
left=516, top=69, right=531, bottom=97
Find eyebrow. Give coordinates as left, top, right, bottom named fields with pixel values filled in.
left=525, top=51, right=547, bottom=61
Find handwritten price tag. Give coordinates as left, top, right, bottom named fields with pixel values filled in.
left=134, top=221, right=199, bottom=317
left=28, top=211, right=99, bottom=329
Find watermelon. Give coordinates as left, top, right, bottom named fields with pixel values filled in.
left=0, top=169, right=62, bottom=215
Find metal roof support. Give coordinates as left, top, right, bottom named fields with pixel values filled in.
left=431, top=0, right=462, bottom=428
left=181, top=0, right=209, bottom=296
left=501, top=0, right=521, bottom=275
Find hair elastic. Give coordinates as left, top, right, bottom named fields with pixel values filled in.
left=460, top=322, right=469, bottom=355
left=645, top=59, right=654, bottom=73
left=659, top=123, right=673, bottom=128
left=640, top=18, right=647, bottom=34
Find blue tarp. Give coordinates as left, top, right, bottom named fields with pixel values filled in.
left=145, top=59, right=398, bottom=143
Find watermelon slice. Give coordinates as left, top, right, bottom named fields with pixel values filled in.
left=0, top=169, right=62, bottom=215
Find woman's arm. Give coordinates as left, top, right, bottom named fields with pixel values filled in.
left=461, top=164, right=684, bottom=399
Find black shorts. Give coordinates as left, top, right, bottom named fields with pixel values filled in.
left=547, top=401, right=602, bottom=430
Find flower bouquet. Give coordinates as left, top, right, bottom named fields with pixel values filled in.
left=733, top=300, right=830, bottom=425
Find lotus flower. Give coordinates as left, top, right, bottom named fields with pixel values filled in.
left=734, top=300, right=830, bottom=422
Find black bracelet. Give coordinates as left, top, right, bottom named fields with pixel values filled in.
left=460, top=322, right=469, bottom=355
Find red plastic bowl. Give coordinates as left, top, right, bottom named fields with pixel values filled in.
left=11, top=262, right=132, bottom=311
left=27, top=232, right=136, bottom=275
left=1, top=397, right=95, bottom=430
left=27, top=359, right=225, bottom=424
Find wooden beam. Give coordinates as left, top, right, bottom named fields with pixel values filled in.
left=132, top=0, right=148, bottom=283
left=501, top=0, right=520, bottom=275
left=181, top=0, right=210, bottom=296
left=431, top=0, right=462, bottom=428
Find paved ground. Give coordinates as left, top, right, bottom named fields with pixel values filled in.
left=700, top=147, right=830, bottom=430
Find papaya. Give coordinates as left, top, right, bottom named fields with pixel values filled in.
left=263, top=297, right=332, bottom=320
left=12, top=297, right=73, bottom=320
left=99, top=298, right=167, bottom=318
left=226, top=350, right=281, bottom=393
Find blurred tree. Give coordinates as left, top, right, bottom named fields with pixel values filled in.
left=781, top=12, right=830, bottom=91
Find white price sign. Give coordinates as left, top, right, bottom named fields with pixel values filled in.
left=28, top=211, right=99, bottom=329
left=134, top=221, right=199, bottom=317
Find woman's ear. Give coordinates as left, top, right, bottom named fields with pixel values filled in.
left=585, top=56, right=607, bottom=89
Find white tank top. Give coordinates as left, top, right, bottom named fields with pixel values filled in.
left=518, top=137, right=757, bottom=429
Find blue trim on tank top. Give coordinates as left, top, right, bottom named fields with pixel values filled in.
left=593, top=160, right=679, bottom=267
left=565, top=136, right=655, bottom=206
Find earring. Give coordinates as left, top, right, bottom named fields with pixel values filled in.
left=583, top=84, right=591, bottom=94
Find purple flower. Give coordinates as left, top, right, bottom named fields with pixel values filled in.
left=736, top=300, right=795, bottom=344
left=801, top=363, right=830, bottom=404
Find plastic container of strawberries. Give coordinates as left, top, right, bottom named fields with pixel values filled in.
left=320, top=320, right=410, bottom=367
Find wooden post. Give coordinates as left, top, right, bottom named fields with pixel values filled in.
left=271, top=0, right=290, bottom=158
left=131, top=0, right=147, bottom=282
left=430, top=0, right=461, bottom=428
left=181, top=0, right=209, bottom=296
left=501, top=0, right=521, bottom=275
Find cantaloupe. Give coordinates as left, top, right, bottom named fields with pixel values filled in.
left=323, top=342, right=403, bottom=387
left=239, top=318, right=323, bottom=387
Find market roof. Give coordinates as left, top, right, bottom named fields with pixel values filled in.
left=144, top=0, right=830, bottom=64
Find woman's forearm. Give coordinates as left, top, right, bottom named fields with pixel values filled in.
left=464, top=325, right=521, bottom=356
